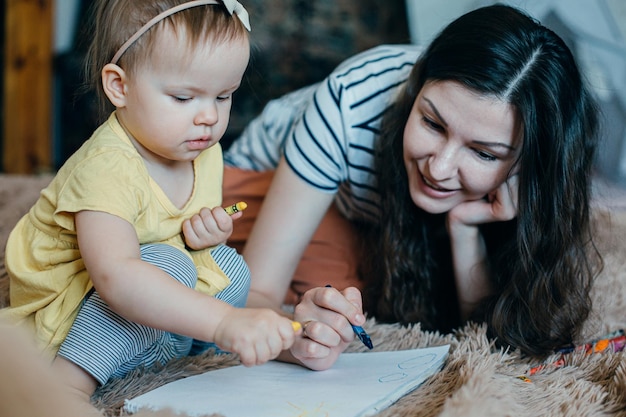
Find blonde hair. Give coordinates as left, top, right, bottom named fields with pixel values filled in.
left=85, top=0, right=249, bottom=120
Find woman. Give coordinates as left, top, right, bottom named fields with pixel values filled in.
left=224, top=4, right=601, bottom=370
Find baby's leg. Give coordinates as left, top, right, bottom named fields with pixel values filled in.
left=51, top=356, right=102, bottom=415
left=54, top=244, right=197, bottom=397
left=2, top=321, right=196, bottom=417
left=1, top=321, right=101, bottom=417
left=211, top=244, right=251, bottom=307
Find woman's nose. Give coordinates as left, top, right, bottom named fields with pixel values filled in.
left=427, top=143, right=458, bottom=180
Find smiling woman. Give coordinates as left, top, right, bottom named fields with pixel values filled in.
left=403, top=80, right=521, bottom=216
left=222, top=3, right=602, bottom=371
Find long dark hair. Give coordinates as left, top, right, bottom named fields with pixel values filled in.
left=361, top=4, right=601, bottom=355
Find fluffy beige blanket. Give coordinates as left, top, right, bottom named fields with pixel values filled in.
left=2, top=174, right=626, bottom=417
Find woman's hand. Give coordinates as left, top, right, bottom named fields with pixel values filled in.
left=448, top=174, right=518, bottom=228
left=289, top=286, right=365, bottom=371
left=182, top=206, right=243, bottom=250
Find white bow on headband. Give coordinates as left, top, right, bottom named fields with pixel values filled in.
left=222, top=0, right=250, bottom=31
left=111, top=0, right=251, bottom=65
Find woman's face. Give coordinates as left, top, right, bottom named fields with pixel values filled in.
left=403, top=80, right=521, bottom=214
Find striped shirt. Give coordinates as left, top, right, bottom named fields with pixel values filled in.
left=225, top=44, right=422, bottom=222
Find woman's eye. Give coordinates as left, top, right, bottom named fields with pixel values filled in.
left=422, top=116, right=443, bottom=132
left=475, top=149, right=497, bottom=161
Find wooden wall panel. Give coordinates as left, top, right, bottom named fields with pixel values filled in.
left=3, top=0, right=52, bottom=174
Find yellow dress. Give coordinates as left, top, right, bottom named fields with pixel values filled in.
left=1, top=113, right=230, bottom=354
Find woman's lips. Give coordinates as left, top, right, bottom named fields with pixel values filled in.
left=421, top=174, right=454, bottom=192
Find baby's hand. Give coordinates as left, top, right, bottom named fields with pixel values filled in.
left=182, top=206, right=243, bottom=250
left=213, top=308, right=299, bottom=366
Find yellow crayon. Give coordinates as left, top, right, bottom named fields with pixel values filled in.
left=224, top=201, right=247, bottom=216
left=291, top=321, right=302, bottom=332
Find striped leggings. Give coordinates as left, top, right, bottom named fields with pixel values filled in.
left=57, top=243, right=250, bottom=385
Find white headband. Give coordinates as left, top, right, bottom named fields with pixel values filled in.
left=110, top=0, right=251, bottom=65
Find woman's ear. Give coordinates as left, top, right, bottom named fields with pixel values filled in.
left=101, top=63, right=128, bottom=108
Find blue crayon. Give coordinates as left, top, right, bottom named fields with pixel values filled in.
left=351, top=324, right=373, bottom=350
left=325, top=285, right=373, bottom=349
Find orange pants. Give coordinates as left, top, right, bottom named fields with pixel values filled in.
left=223, top=167, right=363, bottom=305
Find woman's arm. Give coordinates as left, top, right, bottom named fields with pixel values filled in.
left=447, top=220, right=490, bottom=320
left=75, top=210, right=296, bottom=366
left=243, top=158, right=335, bottom=310
left=447, top=176, right=518, bottom=320
left=243, top=158, right=366, bottom=370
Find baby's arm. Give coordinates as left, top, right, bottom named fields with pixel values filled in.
left=182, top=205, right=244, bottom=250
left=75, top=210, right=295, bottom=366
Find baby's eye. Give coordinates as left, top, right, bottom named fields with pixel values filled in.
left=172, top=95, right=192, bottom=103
left=217, top=95, right=232, bottom=102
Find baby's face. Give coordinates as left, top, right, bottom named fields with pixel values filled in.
left=117, top=27, right=250, bottom=165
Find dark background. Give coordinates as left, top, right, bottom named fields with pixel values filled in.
left=53, top=0, right=410, bottom=168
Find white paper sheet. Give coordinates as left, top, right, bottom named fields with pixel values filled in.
left=124, top=344, right=450, bottom=417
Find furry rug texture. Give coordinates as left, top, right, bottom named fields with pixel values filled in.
left=2, top=173, right=626, bottom=417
